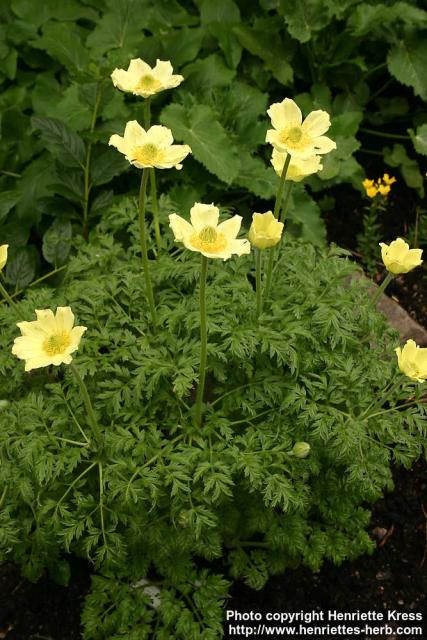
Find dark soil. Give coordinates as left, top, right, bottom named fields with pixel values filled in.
left=1, top=460, right=426, bottom=639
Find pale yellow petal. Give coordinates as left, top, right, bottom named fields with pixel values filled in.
left=302, top=110, right=331, bottom=136
left=267, top=99, right=302, bottom=130
left=156, top=144, right=191, bottom=169
left=24, top=355, right=56, bottom=372
left=111, top=68, right=135, bottom=92
left=146, top=125, right=174, bottom=147
left=128, top=58, right=151, bottom=76
left=229, top=239, right=251, bottom=257
left=217, top=215, right=243, bottom=240
left=169, top=214, right=194, bottom=242
left=153, top=60, right=173, bottom=80
left=108, top=133, right=129, bottom=156
left=55, top=307, right=75, bottom=332
left=123, top=120, right=146, bottom=146
left=12, top=335, right=45, bottom=359
left=312, top=135, right=336, bottom=154
left=190, top=203, right=220, bottom=231
left=68, top=325, right=87, bottom=351
left=265, top=128, right=283, bottom=150
left=0, top=244, right=8, bottom=270
left=35, top=309, right=56, bottom=332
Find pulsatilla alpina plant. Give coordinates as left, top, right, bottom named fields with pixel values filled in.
left=0, top=61, right=427, bottom=640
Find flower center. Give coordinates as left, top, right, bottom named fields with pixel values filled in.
left=137, top=75, right=161, bottom=91
left=132, top=143, right=158, bottom=164
left=190, top=225, right=228, bottom=255
left=286, top=127, right=303, bottom=143
left=198, top=226, right=218, bottom=243
left=43, top=332, right=71, bottom=356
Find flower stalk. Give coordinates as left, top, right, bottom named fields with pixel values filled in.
left=255, top=250, right=262, bottom=317
left=0, top=279, right=15, bottom=306
left=143, top=96, right=162, bottom=255
left=69, top=362, right=103, bottom=447
left=264, top=153, right=292, bottom=299
left=372, top=272, right=393, bottom=305
left=195, top=255, right=208, bottom=427
left=139, top=168, right=157, bottom=325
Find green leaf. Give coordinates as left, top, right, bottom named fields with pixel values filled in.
left=234, top=156, right=277, bottom=200
left=279, top=0, right=330, bottom=43
left=86, top=0, right=148, bottom=58
left=91, top=146, right=128, bottom=186
left=0, top=190, right=20, bottom=223
left=33, top=22, right=90, bottom=73
left=11, top=0, right=98, bottom=27
left=383, top=143, right=425, bottom=196
left=348, top=3, right=427, bottom=37
left=5, top=246, right=37, bottom=289
left=233, top=24, right=293, bottom=85
left=183, top=53, right=236, bottom=90
left=287, top=185, right=326, bottom=246
left=200, top=0, right=240, bottom=23
left=160, top=103, right=240, bottom=184
left=387, top=36, right=427, bottom=102
left=42, top=219, right=72, bottom=267
left=409, top=124, right=427, bottom=156
left=90, top=190, right=114, bottom=215
left=31, top=117, right=85, bottom=168
left=161, top=27, right=203, bottom=67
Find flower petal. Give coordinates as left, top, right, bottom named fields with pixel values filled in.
left=55, top=307, right=75, bottom=332
left=217, top=215, right=243, bottom=240
left=128, top=58, right=151, bottom=76
left=35, top=309, right=56, bottom=332
left=147, top=125, right=174, bottom=147
left=123, top=120, right=146, bottom=146
left=153, top=60, right=173, bottom=80
left=302, top=110, right=331, bottom=136
left=267, top=99, right=302, bottom=130
left=312, top=135, right=336, bottom=154
left=156, top=144, right=191, bottom=169
left=169, top=214, right=194, bottom=242
left=190, top=203, right=220, bottom=231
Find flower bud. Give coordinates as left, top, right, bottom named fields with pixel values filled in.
left=0, top=399, right=9, bottom=410
left=379, top=238, right=423, bottom=275
left=248, top=211, right=284, bottom=250
left=395, top=339, right=427, bottom=383
left=291, top=442, right=311, bottom=458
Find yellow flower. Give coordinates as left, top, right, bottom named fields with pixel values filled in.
left=169, top=203, right=251, bottom=260
left=382, top=173, right=396, bottom=186
left=379, top=238, right=423, bottom=274
left=377, top=184, right=391, bottom=197
left=395, top=339, right=427, bottom=383
left=109, top=121, right=191, bottom=170
left=0, top=245, right=8, bottom=270
left=266, top=98, right=336, bottom=159
left=248, top=212, right=284, bottom=249
left=362, top=178, right=378, bottom=198
left=271, top=149, right=322, bottom=182
left=12, top=307, right=87, bottom=372
left=111, top=58, right=184, bottom=98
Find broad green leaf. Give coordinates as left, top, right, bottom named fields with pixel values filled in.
left=90, top=190, right=114, bottom=215
left=86, top=0, right=149, bottom=58
left=348, top=3, right=427, bottom=37
left=387, top=36, right=427, bottom=102
left=183, top=54, right=236, bottom=90
left=0, top=190, right=20, bottom=223
left=5, top=246, right=37, bottom=288
left=287, top=185, right=326, bottom=246
left=33, top=81, right=92, bottom=132
left=200, top=0, right=240, bottom=23
left=42, top=219, right=72, bottom=267
left=15, top=155, right=56, bottom=220
left=160, top=103, right=240, bottom=184
left=409, top=124, right=427, bottom=156
left=33, top=22, right=90, bottom=73
left=234, top=156, right=277, bottom=200
left=161, top=27, right=204, bottom=68
left=383, top=143, right=424, bottom=196
left=279, top=0, right=330, bottom=42
left=233, top=24, right=293, bottom=85
left=52, top=166, right=84, bottom=203
left=208, top=23, right=242, bottom=68
left=11, top=0, right=98, bottom=27
left=31, top=117, right=85, bottom=168
left=91, top=146, right=128, bottom=186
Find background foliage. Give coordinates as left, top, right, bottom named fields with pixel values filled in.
left=1, top=0, right=427, bottom=288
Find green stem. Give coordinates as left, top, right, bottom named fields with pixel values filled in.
left=69, top=362, right=103, bottom=447
left=144, top=96, right=151, bottom=129
left=0, top=280, right=15, bottom=305
left=149, top=168, right=162, bottom=254
left=264, top=154, right=292, bottom=300
left=82, top=81, right=104, bottom=238
left=359, top=127, right=410, bottom=141
left=195, top=256, right=208, bottom=427
left=98, top=462, right=108, bottom=548
left=359, top=377, right=403, bottom=420
left=54, top=462, right=97, bottom=517
left=279, top=181, right=293, bottom=224
left=372, top=271, right=394, bottom=305
left=139, top=168, right=157, bottom=325
left=255, top=249, right=262, bottom=318
left=0, top=486, right=7, bottom=509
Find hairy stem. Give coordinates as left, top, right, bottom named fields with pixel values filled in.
left=82, top=81, right=104, bottom=238
left=195, top=256, right=208, bottom=427
left=0, top=280, right=15, bottom=305
left=372, top=272, right=394, bottom=305
left=255, top=249, right=262, bottom=317
left=139, top=168, right=157, bottom=326
left=69, top=362, right=103, bottom=447
left=149, top=168, right=162, bottom=254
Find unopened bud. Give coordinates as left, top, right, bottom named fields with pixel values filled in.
left=292, top=442, right=310, bottom=458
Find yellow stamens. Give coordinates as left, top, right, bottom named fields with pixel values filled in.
left=136, top=75, right=161, bottom=91
left=43, top=332, right=71, bottom=356
left=190, top=226, right=228, bottom=254
left=132, top=143, right=158, bottom=164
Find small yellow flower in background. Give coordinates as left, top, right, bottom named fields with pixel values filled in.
left=379, top=238, right=423, bottom=274
left=109, top=121, right=191, bottom=170
left=169, top=203, right=250, bottom=260
left=0, top=245, right=8, bottom=270
left=248, top=212, right=284, bottom=249
left=111, top=59, right=184, bottom=98
left=271, top=148, right=323, bottom=182
left=12, top=307, right=87, bottom=372
left=395, top=339, right=427, bottom=383
left=363, top=174, right=396, bottom=198
left=266, top=98, right=336, bottom=159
